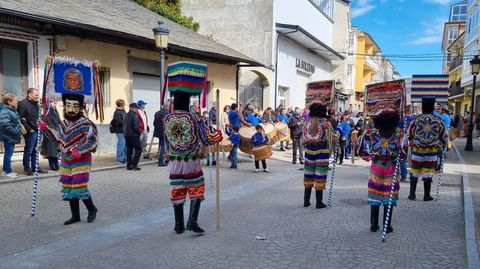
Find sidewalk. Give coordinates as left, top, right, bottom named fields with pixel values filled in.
left=453, top=137, right=480, bottom=258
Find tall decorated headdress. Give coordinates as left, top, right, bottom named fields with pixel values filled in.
left=365, top=80, right=406, bottom=118
left=305, top=80, right=334, bottom=110
left=411, top=74, right=449, bottom=104
left=42, top=56, right=104, bottom=121
left=163, top=61, right=208, bottom=108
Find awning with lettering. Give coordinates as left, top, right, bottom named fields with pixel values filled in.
left=276, top=23, right=344, bottom=62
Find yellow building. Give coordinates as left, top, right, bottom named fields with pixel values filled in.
left=0, top=1, right=258, bottom=153
left=353, top=29, right=382, bottom=111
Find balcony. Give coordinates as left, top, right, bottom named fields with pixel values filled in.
left=365, top=55, right=380, bottom=73
left=448, top=81, right=464, bottom=97
left=449, top=56, right=463, bottom=72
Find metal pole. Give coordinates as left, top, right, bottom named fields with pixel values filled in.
left=160, top=48, right=165, bottom=105
left=466, top=74, right=476, bottom=151
left=215, top=89, right=221, bottom=230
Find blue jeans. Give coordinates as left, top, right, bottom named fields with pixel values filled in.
left=345, top=135, right=351, bottom=156
left=23, top=132, right=38, bottom=171
left=116, top=133, right=126, bottom=162
left=2, top=141, right=15, bottom=174
left=157, top=137, right=167, bottom=165
left=230, top=145, right=238, bottom=168
left=48, top=157, right=59, bottom=170
left=400, top=159, right=407, bottom=179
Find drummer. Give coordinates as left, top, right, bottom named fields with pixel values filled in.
left=250, top=125, right=270, bottom=173
left=277, top=108, right=289, bottom=151
left=247, top=110, right=262, bottom=126
left=229, top=103, right=251, bottom=129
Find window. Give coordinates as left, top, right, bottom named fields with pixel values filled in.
left=347, top=65, right=354, bottom=88
left=278, top=86, right=288, bottom=107
left=309, top=0, right=334, bottom=20
left=451, top=2, right=467, bottom=22
left=466, top=6, right=479, bottom=44
left=447, top=27, right=459, bottom=45
left=347, top=32, right=355, bottom=56
left=0, top=39, right=28, bottom=97
left=99, top=67, right=111, bottom=107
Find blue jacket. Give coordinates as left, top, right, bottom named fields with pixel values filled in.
left=277, top=114, right=288, bottom=123
left=247, top=113, right=261, bottom=126
left=0, top=104, right=21, bottom=143
left=250, top=132, right=269, bottom=147
left=337, top=120, right=351, bottom=138
left=229, top=133, right=240, bottom=146
left=434, top=111, right=451, bottom=130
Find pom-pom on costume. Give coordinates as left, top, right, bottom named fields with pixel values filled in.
left=407, top=99, right=447, bottom=202
left=164, top=61, right=220, bottom=234
left=39, top=57, right=104, bottom=225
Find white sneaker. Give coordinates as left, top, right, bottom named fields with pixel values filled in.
left=5, top=173, right=17, bottom=179
left=263, top=168, right=270, bottom=173
left=254, top=169, right=260, bottom=173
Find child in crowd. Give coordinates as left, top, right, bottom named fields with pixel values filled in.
left=250, top=125, right=270, bottom=173
left=227, top=126, right=240, bottom=169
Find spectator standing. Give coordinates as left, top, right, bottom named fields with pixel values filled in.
left=288, top=108, right=305, bottom=164
left=190, top=100, right=201, bottom=117
left=17, top=88, right=46, bottom=175
left=153, top=101, right=170, bottom=167
left=220, top=105, right=230, bottom=132
left=136, top=100, right=151, bottom=160
left=277, top=108, right=289, bottom=151
left=41, top=101, right=61, bottom=171
left=124, top=103, right=142, bottom=171
left=209, top=102, right=217, bottom=126
left=0, top=93, right=21, bottom=179
left=112, top=99, right=127, bottom=164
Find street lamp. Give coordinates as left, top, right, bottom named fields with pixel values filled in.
left=152, top=21, right=170, bottom=106
left=465, top=55, right=480, bottom=151
left=334, top=79, right=342, bottom=111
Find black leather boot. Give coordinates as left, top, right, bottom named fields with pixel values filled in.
left=370, top=205, right=380, bottom=232
left=83, top=197, right=98, bottom=223
left=186, top=199, right=205, bottom=233
left=173, top=204, right=185, bottom=234
left=304, top=187, right=312, bottom=207
left=64, top=198, right=81, bottom=225
left=423, top=178, right=434, bottom=201
left=315, top=190, right=327, bottom=209
left=408, top=177, right=418, bottom=200
left=383, top=205, right=394, bottom=233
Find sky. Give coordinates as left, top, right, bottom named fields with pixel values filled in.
left=351, top=0, right=459, bottom=78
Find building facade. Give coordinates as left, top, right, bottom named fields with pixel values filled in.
left=0, top=0, right=257, bottom=153
left=441, top=0, right=467, bottom=74
left=182, top=0, right=346, bottom=110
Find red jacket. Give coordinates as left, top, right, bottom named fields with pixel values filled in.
left=136, top=110, right=149, bottom=133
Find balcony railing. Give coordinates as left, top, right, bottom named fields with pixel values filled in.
left=365, top=55, right=380, bottom=73
left=449, top=83, right=464, bottom=97
left=449, top=56, right=463, bottom=72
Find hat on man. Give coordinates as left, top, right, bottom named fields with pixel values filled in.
left=129, top=102, right=138, bottom=108
left=137, top=100, right=147, bottom=106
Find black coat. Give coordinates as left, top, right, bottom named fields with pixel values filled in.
left=123, top=110, right=141, bottom=137
left=17, top=99, right=39, bottom=132
left=112, top=108, right=126, bottom=134
left=288, top=115, right=304, bottom=139
left=153, top=108, right=169, bottom=138
left=41, top=106, right=61, bottom=157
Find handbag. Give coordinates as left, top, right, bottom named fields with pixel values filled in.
left=20, top=123, right=28, bottom=135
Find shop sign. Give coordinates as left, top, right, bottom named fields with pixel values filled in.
left=296, top=58, right=315, bottom=74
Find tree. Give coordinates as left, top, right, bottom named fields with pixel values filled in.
left=133, top=0, right=199, bottom=31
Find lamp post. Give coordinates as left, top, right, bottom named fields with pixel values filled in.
left=465, top=55, right=480, bottom=151
left=335, top=79, right=342, bottom=112
left=152, top=21, right=170, bottom=106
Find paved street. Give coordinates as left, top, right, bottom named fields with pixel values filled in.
left=0, top=148, right=469, bottom=269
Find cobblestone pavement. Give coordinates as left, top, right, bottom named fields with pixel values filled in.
left=0, top=148, right=468, bottom=269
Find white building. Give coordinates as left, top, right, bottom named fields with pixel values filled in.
left=183, top=0, right=347, bottom=109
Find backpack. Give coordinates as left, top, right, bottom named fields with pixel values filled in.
left=109, top=118, right=115, bottom=133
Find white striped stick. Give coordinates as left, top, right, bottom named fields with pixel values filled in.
left=381, top=154, right=401, bottom=243
left=208, top=145, right=214, bottom=190
left=31, top=103, right=43, bottom=217
left=434, top=150, right=447, bottom=201
left=327, top=141, right=339, bottom=208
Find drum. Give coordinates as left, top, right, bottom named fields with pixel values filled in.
left=351, top=130, right=359, bottom=143
left=219, top=139, right=233, bottom=152
left=238, top=126, right=256, bottom=154
left=202, top=144, right=218, bottom=155
left=275, top=122, right=290, bottom=141
left=260, top=123, right=278, bottom=145
left=251, top=145, right=272, bottom=161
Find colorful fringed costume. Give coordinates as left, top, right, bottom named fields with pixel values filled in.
left=303, top=118, right=333, bottom=190
left=43, top=117, right=98, bottom=200
left=360, top=127, right=403, bottom=206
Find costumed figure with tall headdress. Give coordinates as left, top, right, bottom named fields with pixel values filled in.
left=302, top=103, right=334, bottom=209
left=164, top=62, right=222, bottom=234
left=407, top=98, right=448, bottom=201
left=359, top=110, right=404, bottom=233
left=39, top=57, right=104, bottom=225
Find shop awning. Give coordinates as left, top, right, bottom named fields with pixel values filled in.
left=276, top=23, right=344, bottom=62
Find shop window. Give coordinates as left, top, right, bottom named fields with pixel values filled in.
left=0, top=39, right=28, bottom=98
left=99, top=67, right=110, bottom=107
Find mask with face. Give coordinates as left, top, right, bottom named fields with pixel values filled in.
left=62, top=93, right=84, bottom=121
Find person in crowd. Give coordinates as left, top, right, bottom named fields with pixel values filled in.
left=112, top=99, right=127, bottom=164
left=124, top=103, right=142, bottom=171
left=358, top=110, right=403, bottom=233
left=40, top=93, right=99, bottom=225
left=262, top=107, right=274, bottom=123
left=408, top=98, right=448, bottom=202
left=41, top=101, right=61, bottom=171
left=209, top=102, right=217, bottom=125
left=153, top=101, right=170, bottom=167
left=227, top=125, right=240, bottom=169
left=189, top=99, right=201, bottom=117
left=464, top=112, right=470, bottom=137
left=17, top=88, right=47, bottom=175
left=242, top=103, right=253, bottom=120
left=288, top=108, right=304, bottom=164
left=0, top=93, right=21, bottom=179
left=228, top=103, right=250, bottom=129
left=302, top=103, right=333, bottom=209
left=277, top=108, right=289, bottom=151
left=136, top=100, right=151, bottom=160
left=220, top=105, right=230, bottom=132
left=250, top=125, right=269, bottom=173
left=246, top=110, right=262, bottom=126
left=336, top=115, right=351, bottom=164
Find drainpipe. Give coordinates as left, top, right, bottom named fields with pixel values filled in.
left=274, top=32, right=280, bottom=109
